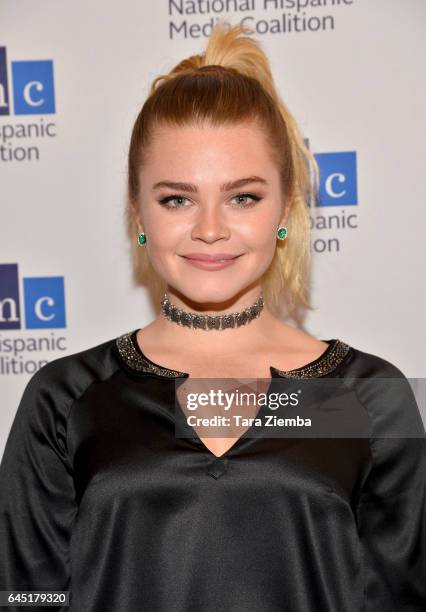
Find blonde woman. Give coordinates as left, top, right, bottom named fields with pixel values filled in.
left=1, top=21, right=425, bottom=612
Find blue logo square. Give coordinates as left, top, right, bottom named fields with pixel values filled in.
left=315, top=151, right=358, bottom=206
left=24, top=276, right=66, bottom=329
left=12, top=59, right=55, bottom=115
left=0, top=263, right=21, bottom=329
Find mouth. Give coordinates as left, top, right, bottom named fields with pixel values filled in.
left=179, top=254, right=244, bottom=270
left=180, top=254, right=243, bottom=263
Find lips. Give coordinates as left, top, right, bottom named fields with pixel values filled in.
left=180, top=253, right=243, bottom=271
left=182, top=253, right=241, bottom=262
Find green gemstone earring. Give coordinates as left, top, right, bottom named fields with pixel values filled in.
left=277, top=226, right=288, bottom=240
left=137, top=232, right=147, bottom=246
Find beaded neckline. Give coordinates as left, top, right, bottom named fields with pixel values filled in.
left=114, top=329, right=352, bottom=379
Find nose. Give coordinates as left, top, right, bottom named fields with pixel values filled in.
left=190, top=203, right=230, bottom=243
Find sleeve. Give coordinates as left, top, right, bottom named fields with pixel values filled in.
left=0, top=365, right=77, bottom=610
left=355, top=372, right=426, bottom=611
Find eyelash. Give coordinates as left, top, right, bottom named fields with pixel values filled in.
left=157, top=193, right=262, bottom=210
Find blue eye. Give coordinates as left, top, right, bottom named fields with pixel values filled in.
left=158, top=193, right=262, bottom=210
left=158, top=195, right=188, bottom=209
left=232, top=193, right=262, bottom=207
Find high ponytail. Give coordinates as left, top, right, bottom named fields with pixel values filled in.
left=126, top=20, right=319, bottom=317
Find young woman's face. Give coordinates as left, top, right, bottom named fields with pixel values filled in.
left=137, top=121, right=287, bottom=305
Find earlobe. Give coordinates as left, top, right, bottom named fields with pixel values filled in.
left=279, top=201, right=289, bottom=228
left=279, top=215, right=288, bottom=229
left=130, top=199, right=142, bottom=225
left=131, top=207, right=144, bottom=236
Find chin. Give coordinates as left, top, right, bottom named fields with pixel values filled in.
left=185, top=293, right=238, bottom=306
left=170, top=283, right=256, bottom=308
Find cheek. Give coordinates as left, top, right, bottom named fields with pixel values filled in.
left=144, top=212, right=183, bottom=249
left=235, top=216, right=277, bottom=250
left=143, top=221, right=185, bottom=276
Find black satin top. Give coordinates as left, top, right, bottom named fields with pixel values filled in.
left=1, top=329, right=425, bottom=611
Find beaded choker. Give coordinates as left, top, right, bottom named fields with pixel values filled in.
left=160, top=291, right=264, bottom=331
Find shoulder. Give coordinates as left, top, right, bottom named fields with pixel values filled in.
left=340, top=341, right=408, bottom=379
left=2, top=334, right=126, bottom=466
left=20, top=333, right=121, bottom=418
left=339, top=342, right=425, bottom=438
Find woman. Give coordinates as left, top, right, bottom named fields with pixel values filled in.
left=1, top=21, right=425, bottom=612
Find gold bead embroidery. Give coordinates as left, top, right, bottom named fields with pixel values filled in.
left=115, top=331, right=351, bottom=379
left=115, top=331, right=188, bottom=378
left=270, top=340, right=351, bottom=378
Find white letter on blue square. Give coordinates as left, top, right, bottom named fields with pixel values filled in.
left=315, top=151, right=358, bottom=206
left=24, top=276, right=66, bottom=329
left=12, top=59, right=55, bottom=115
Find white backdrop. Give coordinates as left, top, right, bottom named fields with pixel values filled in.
left=1, top=0, right=425, bottom=457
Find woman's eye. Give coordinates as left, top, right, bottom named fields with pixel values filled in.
left=232, top=193, right=262, bottom=207
left=157, top=192, right=262, bottom=210
left=158, top=195, right=188, bottom=209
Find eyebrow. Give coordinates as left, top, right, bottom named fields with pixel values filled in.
left=151, top=176, right=268, bottom=193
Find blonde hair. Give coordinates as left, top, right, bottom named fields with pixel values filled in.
left=126, top=20, right=319, bottom=317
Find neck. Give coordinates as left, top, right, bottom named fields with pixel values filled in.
left=148, top=288, right=284, bottom=353
left=163, top=286, right=262, bottom=316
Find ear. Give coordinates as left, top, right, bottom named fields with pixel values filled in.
left=129, top=199, right=144, bottom=234
left=279, top=198, right=290, bottom=227
left=279, top=213, right=288, bottom=228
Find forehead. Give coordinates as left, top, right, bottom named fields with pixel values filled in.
left=142, top=121, right=276, bottom=176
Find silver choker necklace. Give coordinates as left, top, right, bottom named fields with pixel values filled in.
left=160, top=291, right=264, bottom=331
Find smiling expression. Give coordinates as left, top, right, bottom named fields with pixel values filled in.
left=135, top=120, right=288, bottom=303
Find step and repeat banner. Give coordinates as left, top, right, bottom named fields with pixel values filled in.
left=1, top=0, right=425, bottom=455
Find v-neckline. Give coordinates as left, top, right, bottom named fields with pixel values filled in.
left=174, top=371, right=278, bottom=459
left=114, top=329, right=353, bottom=459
